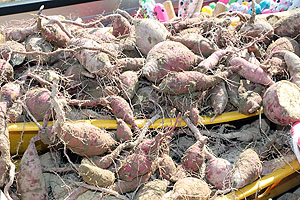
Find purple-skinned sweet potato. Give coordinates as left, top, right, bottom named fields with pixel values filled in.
left=0, top=59, right=14, bottom=82
left=182, top=140, right=206, bottom=172
left=0, top=40, right=26, bottom=66
left=116, top=118, right=133, bottom=142
left=118, top=71, right=139, bottom=100
left=210, top=82, right=228, bottom=118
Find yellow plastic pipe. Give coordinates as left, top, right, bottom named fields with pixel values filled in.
left=217, top=160, right=300, bottom=200
left=7, top=110, right=261, bottom=132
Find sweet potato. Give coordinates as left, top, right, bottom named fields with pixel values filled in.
left=56, top=122, right=116, bottom=156
left=117, top=58, right=145, bottom=72
left=154, top=68, right=237, bottom=95
left=0, top=40, right=26, bottom=66
left=142, top=41, right=202, bottom=83
left=116, top=118, right=133, bottom=142
left=266, top=37, right=300, bottom=56
left=231, top=149, right=262, bottom=189
left=17, top=138, right=48, bottom=200
left=0, top=59, right=14, bottom=82
left=271, top=50, right=300, bottom=87
left=74, top=28, right=117, bottom=44
left=182, top=140, right=206, bottom=172
left=0, top=102, right=9, bottom=188
left=110, top=172, right=151, bottom=194
left=68, top=37, right=113, bottom=76
left=78, top=162, right=115, bottom=187
left=238, top=91, right=262, bottom=115
left=226, top=73, right=240, bottom=107
left=106, top=95, right=138, bottom=130
left=168, top=33, right=216, bottom=57
left=1, top=82, right=21, bottom=104
left=169, top=177, right=211, bottom=200
left=134, top=179, right=169, bottom=200
left=7, top=102, right=23, bottom=123
left=5, top=25, right=36, bottom=42
left=25, top=34, right=53, bottom=64
left=210, top=82, right=228, bottom=118
left=239, top=19, right=274, bottom=42
left=134, top=18, right=169, bottom=55
left=157, top=154, right=178, bottom=182
left=64, top=62, right=90, bottom=81
left=229, top=57, right=275, bottom=86
left=263, top=80, right=300, bottom=126
left=197, top=49, right=232, bottom=72
left=274, top=12, right=300, bottom=42
left=25, top=88, right=51, bottom=121
left=119, top=71, right=139, bottom=100
left=205, top=156, right=232, bottom=190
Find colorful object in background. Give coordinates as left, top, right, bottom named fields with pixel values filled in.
left=259, top=0, right=271, bottom=10
left=139, top=0, right=155, bottom=18
left=242, top=1, right=248, bottom=6
left=274, top=0, right=292, bottom=12
left=291, top=122, right=300, bottom=164
left=163, top=0, right=176, bottom=20
left=218, top=0, right=230, bottom=4
left=178, top=0, right=203, bottom=18
left=202, top=5, right=213, bottom=15
left=178, top=0, right=188, bottom=18
left=213, top=1, right=226, bottom=16
left=154, top=3, right=169, bottom=22
left=288, top=0, right=300, bottom=10
left=228, top=0, right=238, bottom=5
left=209, top=2, right=216, bottom=9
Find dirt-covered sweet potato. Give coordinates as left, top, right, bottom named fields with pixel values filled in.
left=182, top=140, right=205, bottom=172
left=0, top=59, right=14, bottom=83
left=142, top=41, right=202, bottom=83
left=0, top=40, right=26, bottom=66
left=116, top=118, right=133, bottom=142
left=157, top=154, right=178, bottom=182
left=263, top=80, right=300, bottom=126
left=134, top=179, right=169, bottom=200
left=210, top=82, right=228, bottom=118
left=238, top=91, right=262, bottom=115
left=119, top=71, right=139, bottom=100
left=78, top=162, right=115, bottom=187
left=231, top=149, right=262, bottom=189
left=274, top=12, right=300, bottom=42
left=169, top=177, right=211, bottom=200
left=55, top=122, right=116, bottom=156
left=239, top=19, right=274, bottom=42
left=17, top=138, right=48, bottom=200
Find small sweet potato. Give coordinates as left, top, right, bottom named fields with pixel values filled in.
left=142, top=41, right=201, bottom=83
left=0, top=59, right=14, bottom=82
left=0, top=40, right=26, bottom=66
left=197, top=49, right=232, bottom=72
left=182, top=140, right=205, bottom=172
left=205, top=157, right=232, bottom=190
left=25, top=88, right=51, bottom=121
left=134, top=179, right=169, bottom=200
left=157, top=154, right=178, bottom=182
left=226, top=73, right=240, bottom=107
left=238, top=91, right=262, bottom=115
left=78, top=163, right=115, bottom=187
left=17, top=139, right=48, bottom=200
left=5, top=25, right=36, bottom=42
left=170, top=177, right=211, bottom=200
left=263, top=80, right=300, bottom=126
left=117, top=58, right=145, bottom=72
left=56, top=122, right=116, bottom=156
left=231, top=149, right=262, bottom=189
left=168, top=33, right=216, bottom=57
left=119, top=71, right=139, bottom=100
left=210, top=82, right=228, bottom=118
left=116, top=118, right=133, bottom=142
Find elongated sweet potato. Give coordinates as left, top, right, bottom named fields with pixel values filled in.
left=226, top=73, right=240, bottom=107
left=17, top=138, right=48, bottom=200
left=263, top=80, right=300, bottom=126
left=229, top=57, right=274, bottom=86
left=134, top=18, right=169, bottom=55
left=198, top=49, right=232, bottom=72
left=210, top=82, right=228, bottom=118
left=231, top=149, right=262, bottom=189
left=78, top=162, right=115, bottom=187
left=142, top=41, right=202, bottom=83
left=56, top=122, right=116, bottom=156
left=154, top=68, right=237, bottom=95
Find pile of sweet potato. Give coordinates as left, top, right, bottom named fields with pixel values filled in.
left=0, top=5, right=299, bottom=200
